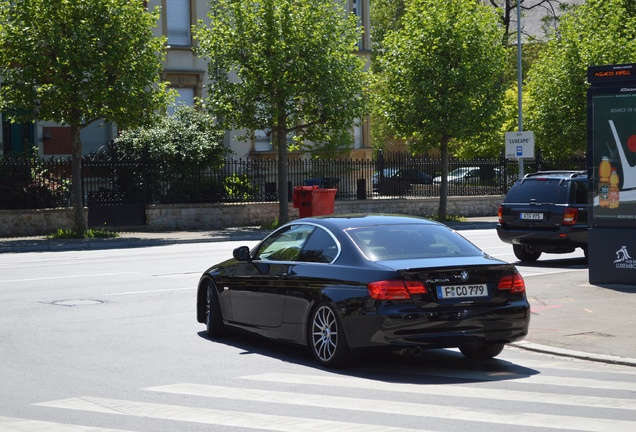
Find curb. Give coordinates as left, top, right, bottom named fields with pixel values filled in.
left=511, top=341, right=636, bottom=367
left=0, top=233, right=268, bottom=254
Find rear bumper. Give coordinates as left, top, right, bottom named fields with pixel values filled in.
left=496, top=225, right=588, bottom=250
left=344, top=300, right=530, bottom=350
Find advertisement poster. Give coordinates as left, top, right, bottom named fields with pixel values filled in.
left=588, top=80, right=636, bottom=228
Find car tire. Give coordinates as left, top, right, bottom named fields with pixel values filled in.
left=513, top=244, right=541, bottom=262
left=206, top=279, right=226, bottom=338
left=308, top=303, right=358, bottom=368
left=459, top=343, right=505, bottom=359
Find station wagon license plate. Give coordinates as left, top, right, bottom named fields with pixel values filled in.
left=520, top=212, right=543, bottom=220
left=437, top=284, right=488, bottom=299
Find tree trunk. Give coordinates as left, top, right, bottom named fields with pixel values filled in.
left=70, top=125, right=87, bottom=234
left=438, top=135, right=450, bottom=221
left=276, top=124, right=289, bottom=225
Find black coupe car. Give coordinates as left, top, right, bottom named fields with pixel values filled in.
left=196, top=215, right=530, bottom=368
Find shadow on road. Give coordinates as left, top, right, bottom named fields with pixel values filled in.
left=197, top=330, right=539, bottom=384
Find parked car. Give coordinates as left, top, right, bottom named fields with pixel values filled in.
left=496, top=171, right=589, bottom=262
left=196, top=214, right=530, bottom=368
left=373, top=168, right=433, bottom=192
left=433, top=166, right=499, bottom=184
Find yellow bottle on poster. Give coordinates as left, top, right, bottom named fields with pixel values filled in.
left=609, top=167, right=620, bottom=209
left=599, top=157, right=611, bottom=208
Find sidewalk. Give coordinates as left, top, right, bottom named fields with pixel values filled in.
left=1, top=217, right=635, bottom=367
left=0, top=218, right=498, bottom=254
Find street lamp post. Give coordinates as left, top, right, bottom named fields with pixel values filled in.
left=516, top=0, right=524, bottom=177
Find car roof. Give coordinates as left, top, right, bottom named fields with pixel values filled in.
left=291, top=214, right=441, bottom=230
left=521, top=170, right=587, bottom=181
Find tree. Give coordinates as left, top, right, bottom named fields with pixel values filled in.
left=525, top=0, right=636, bottom=157
left=377, top=0, right=506, bottom=219
left=113, top=104, right=228, bottom=165
left=111, top=104, right=230, bottom=204
left=482, top=0, right=572, bottom=44
left=0, top=0, right=173, bottom=233
left=193, top=0, right=367, bottom=224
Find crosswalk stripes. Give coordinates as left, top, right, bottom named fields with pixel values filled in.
left=5, top=357, right=636, bottom=432
left=142, top=382, right=635, bottom=431
left=34, top=397, right=427, bottom=432
left=0, top=416, right=132, bottom=432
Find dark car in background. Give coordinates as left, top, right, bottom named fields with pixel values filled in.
left=197, top=214, right=530, bottom=368
left=373, top=168, right=433, bottom=193
left=497, top=171, right=589, bottom=262
left=433, top=166, right=501, bottom=185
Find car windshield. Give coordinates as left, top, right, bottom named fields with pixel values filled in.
left=449, top=167, right=475, bottom=176
left=345, top=224, right=483, bottom=261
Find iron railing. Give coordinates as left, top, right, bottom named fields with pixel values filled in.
left=0, top=153, right=587, bottom=209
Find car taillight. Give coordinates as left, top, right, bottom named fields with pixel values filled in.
left=498, top=205, right=503, bottom=224
left=368, top=280, right=427, bottom=300
left=563, top=207, right=578, bottom=225
left=498, top=274, right=526, bottom=294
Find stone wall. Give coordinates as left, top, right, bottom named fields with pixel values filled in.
left=0, top=196, right=502, bottom=236
left=0, top=208, right=86, bottom=237
left=145, top=196, right=501, bottom=230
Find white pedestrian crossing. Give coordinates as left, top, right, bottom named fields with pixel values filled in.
left=33, top=396, right=428, bottom=432
left=143, top=382, right=635, bottom=431
left=8, top=356, right=636, bottom=432
left=0, top=416, right=133, bottom=432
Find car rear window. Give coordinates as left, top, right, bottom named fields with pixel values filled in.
left=503, top=178, right=570, bottom=204
left=345, top=224, right=483, bottom=261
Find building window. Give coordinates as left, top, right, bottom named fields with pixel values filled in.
left=168, top=87, right=195, bottom=115
left=254, top=130, right=273, bottom=152
left=352, top=0, right=362, bottom=49
left=166, top=0, right=191, bottom=47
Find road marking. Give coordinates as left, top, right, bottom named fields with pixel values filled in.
left=33, top=397, right=429, bottom=432
left=236, top=373, right=636, bottom=410
left=104, top=287, right=193, bottom=296
left=0, top=415, right=132, bottom=432
left=142, top=382, right=634, bottom=432
left=0, top=273, right=137, bottom=284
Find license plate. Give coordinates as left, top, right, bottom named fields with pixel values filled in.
left=520, top=212, right=543, bottom=220
left=436, top=284, right=488, bottom=299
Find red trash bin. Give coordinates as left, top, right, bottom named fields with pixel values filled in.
left=293, top=186, right=336, bottom=218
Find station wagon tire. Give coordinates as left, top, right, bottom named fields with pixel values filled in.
left=206, top=279, right=226, bottom=338
left=513, top=244, right=541, bottom=262
left=459, top=343, right=505, bottom=359
left=308, top=303, right=358, bottom=368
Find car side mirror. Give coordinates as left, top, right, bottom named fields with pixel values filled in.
left=233, top=246, right=252, bottom=262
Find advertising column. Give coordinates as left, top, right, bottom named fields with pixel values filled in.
left=587, top=63, right=636, bottom=285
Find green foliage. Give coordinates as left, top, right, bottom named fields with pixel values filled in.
left=193, top=0, right=368, bottom=153
left=525, top=0, right=636, bottom=157
left=113, top=104, right=229, bottom=167
left=47, top=228, right=119, bottom=239
left=375, top=0, right=506, bottom=151
left=369, top=0, right=407, bottom=71
left=260, top=218, right=280, bottom=230
left=223, top=173, right=254, bottom=201
left=0, top=0, right=173, bottom=128
left=0, top=0, right=175, bottom=232
left=0, top=148, right=70, bottom=209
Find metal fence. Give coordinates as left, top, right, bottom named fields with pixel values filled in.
left=0, top=152, right=587, bottom=210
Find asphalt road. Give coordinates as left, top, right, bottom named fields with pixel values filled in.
left=1, top=238, right=635, bottom=431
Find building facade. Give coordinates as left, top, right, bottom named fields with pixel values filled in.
left=0, top=0, right=371, bottom=159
